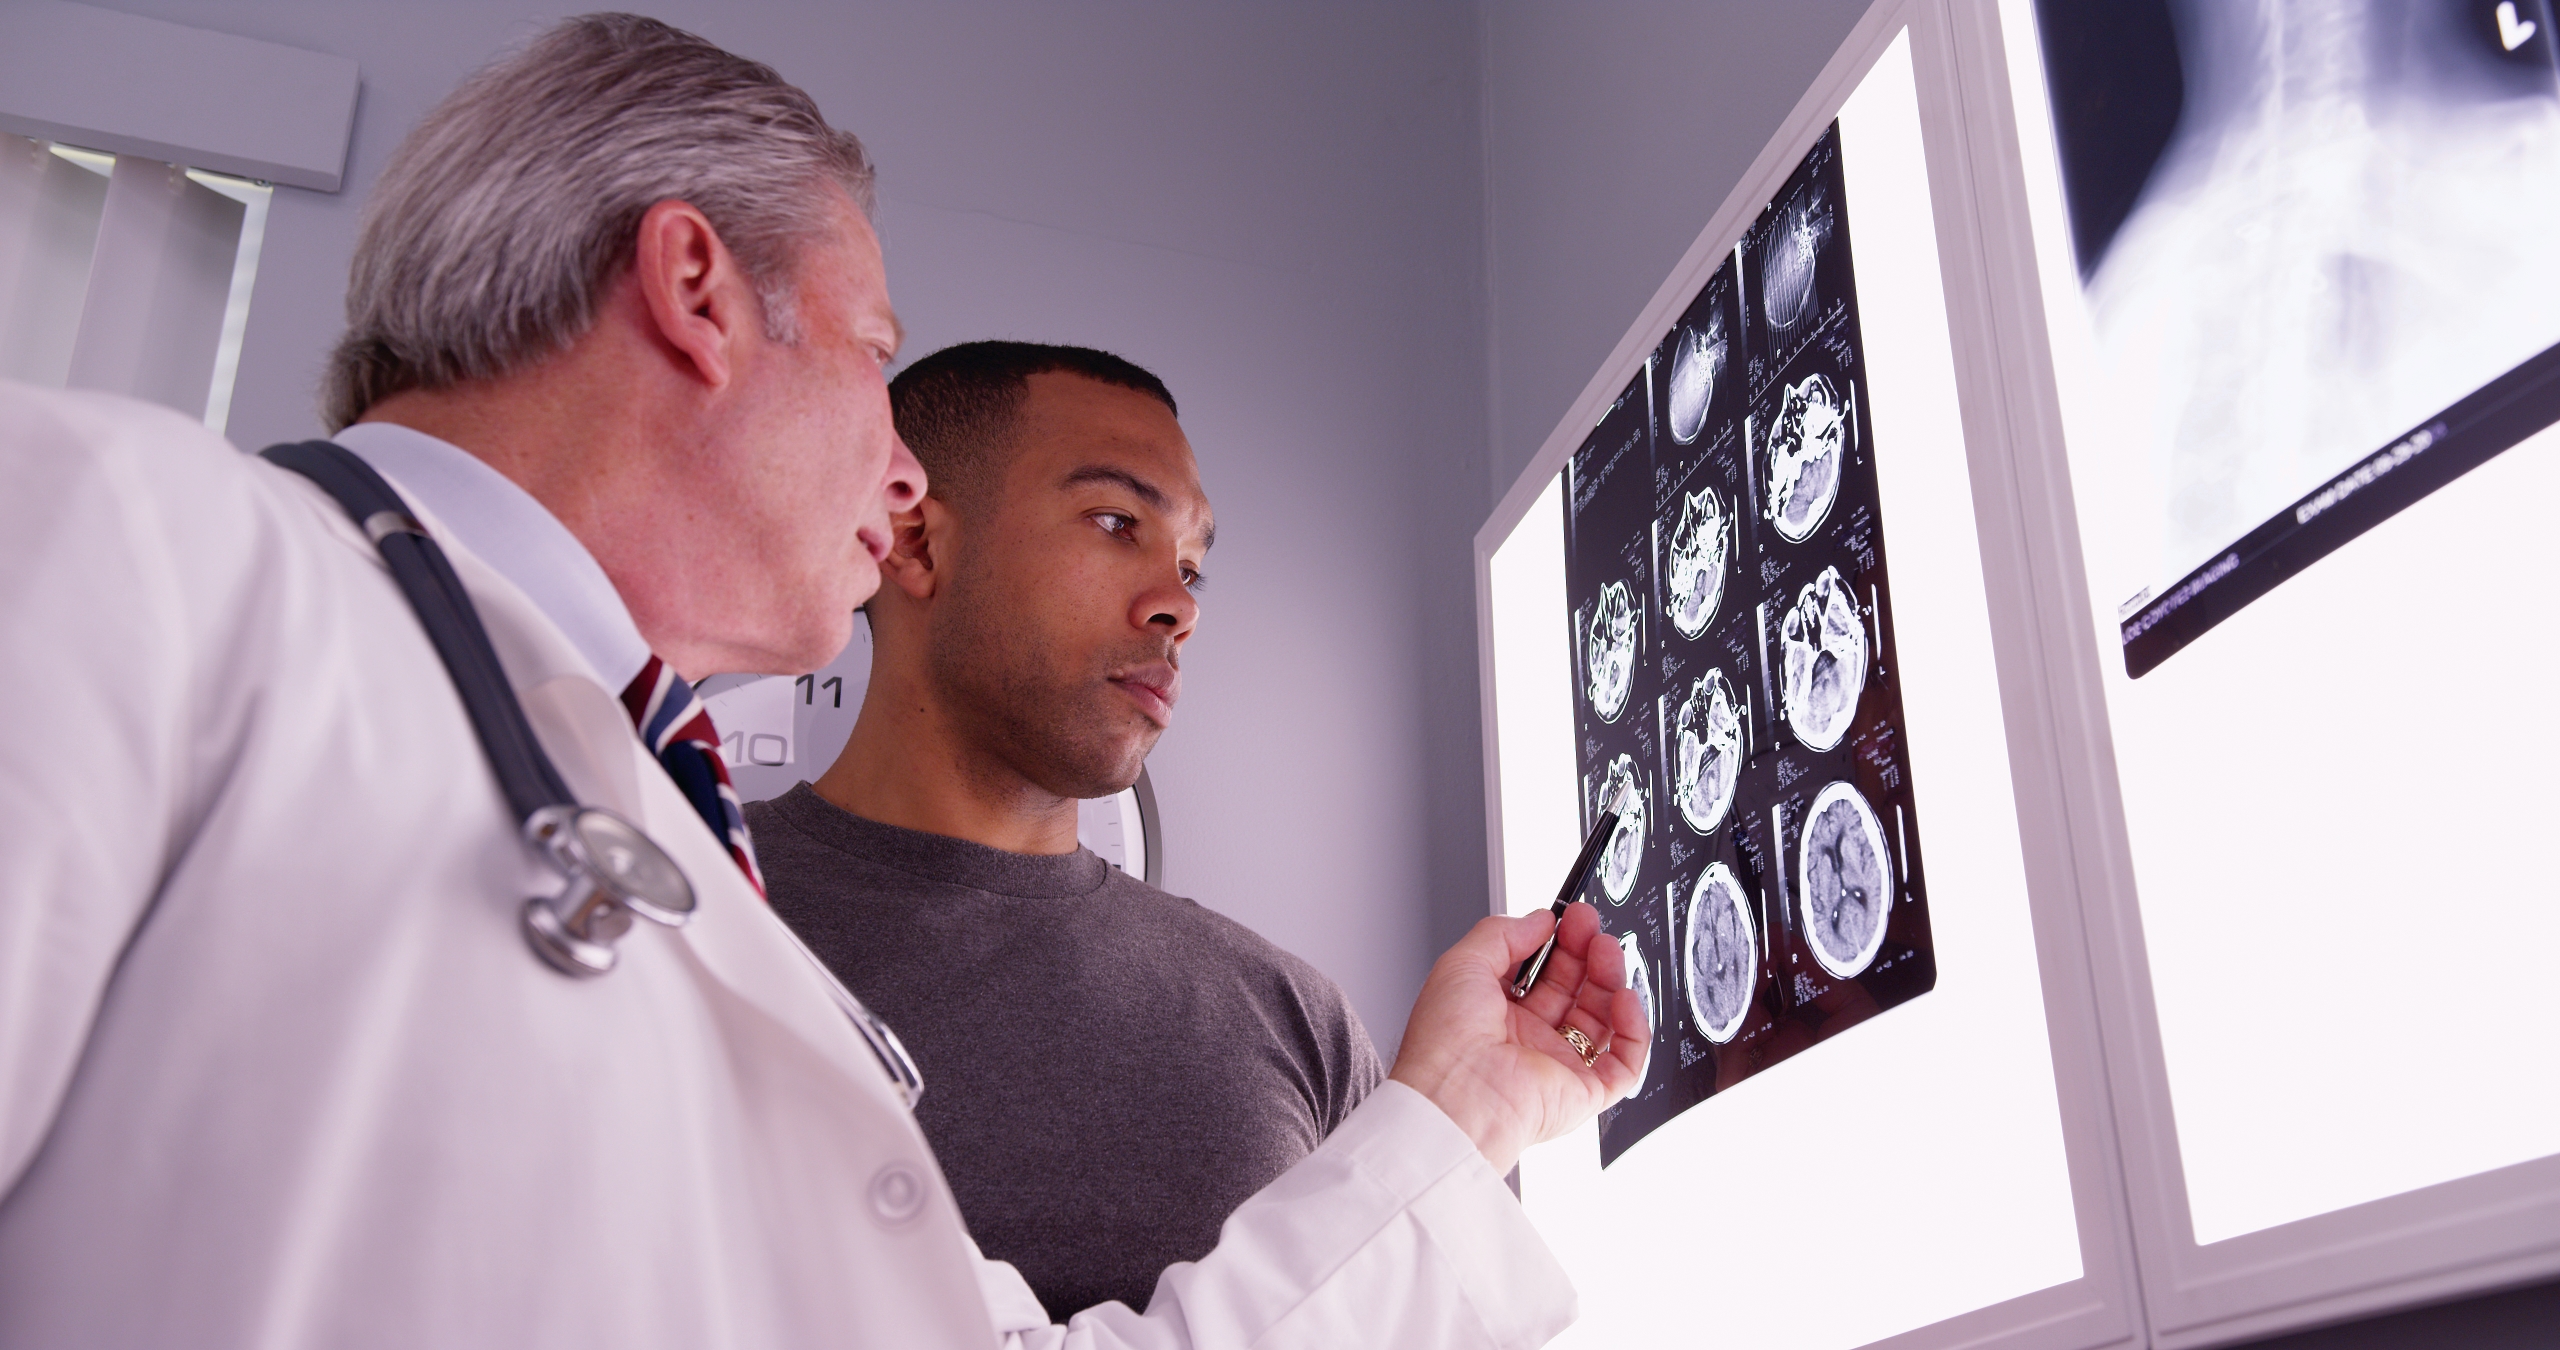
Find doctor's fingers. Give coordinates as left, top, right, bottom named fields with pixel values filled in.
left=1549, top=969, right=1630, bottom=1058
left=1590, top=991, right=1649, bottom=1101
left=1552, top=926, right=1647, bottom=1078
left=1535, top=984, right=1645, bottom=1107
left=1514, top=902, right=1609, bottom=1027
left=1545, top=933, right=1631, bottom=1063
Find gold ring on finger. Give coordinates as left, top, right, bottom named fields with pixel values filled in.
left=1560, top=1024, right=1599, bottom=1066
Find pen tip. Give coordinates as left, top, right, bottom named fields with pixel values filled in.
left=1609, top=780, right=1634, bottom=816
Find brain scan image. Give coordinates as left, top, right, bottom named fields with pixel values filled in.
left=1584, top=580, right=1638, bottom=722
left=1759, top=188, right=1834, bottom=334
left=1661, top=489, right=1729, bottom=639
left=1671, top=670, right=1744, bottom=835
left=1596, top=755, right=1648, bottom=904
left=1619, top=931, right=1656, bottom=1039
left=1683, top=864, right=1757, bottom=1044
left=1764, top=372, right=1848, bottom=543
left=1664, top=311, right=1729, bottom=445
left=1779, top=565, right=1867, bottom=751
left=1797, top=781, right=1893, bottom=979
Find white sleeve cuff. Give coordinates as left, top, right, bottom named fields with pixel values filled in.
left=1318, top=1081, right=1579, bottom=1349
left=996, top=1080, right=1576, bottom=1350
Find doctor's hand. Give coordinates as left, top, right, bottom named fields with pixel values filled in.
left=1387, top=902, right=1648, bottom=1175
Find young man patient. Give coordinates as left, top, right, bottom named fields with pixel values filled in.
left=745, top=342, right=1381, bottom=1319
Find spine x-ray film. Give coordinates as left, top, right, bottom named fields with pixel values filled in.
left=1560, top=124, right=1936, bottom=1167
left=2029, top=0, right=2560, bottom=676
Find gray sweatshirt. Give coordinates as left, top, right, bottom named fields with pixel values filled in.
left=744, top=784, right=1383, bottom=1320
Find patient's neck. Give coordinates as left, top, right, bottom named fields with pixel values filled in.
left=810, top=659, right=1081, bottom=857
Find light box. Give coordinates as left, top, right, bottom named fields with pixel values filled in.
left=1475, top=6, right=2137, bottom=1347
left=1477, top=1, right=2560, bottom=1346
left=1995, top=0, right=2560, bottom=1343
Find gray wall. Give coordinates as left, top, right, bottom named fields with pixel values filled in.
left=110, top=0, right=1493, bottom=1057
left=2234, top=1277, right=2560, bottom=1350
left=1475, top=0, right=1875, bottom=497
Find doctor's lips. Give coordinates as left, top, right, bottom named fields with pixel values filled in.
left=1109, top=662, right=1180, bottom=725
left=856, top=525, right=892, bottom=563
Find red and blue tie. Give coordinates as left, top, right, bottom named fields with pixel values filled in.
left=620, top=656, right=765, bottom=897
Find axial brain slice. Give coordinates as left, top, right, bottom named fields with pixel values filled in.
left=1586, top=580, right=1638, bottom=721
left=1685, top=864, right=1756, bottom=1043
left=1780, top=565, right=1866, bottom=750
left=1759, top=190, right=1834, bottom=333
left=1663, top=489, right=1728, bottom=638
left=1673, top=670, right=1743, bottom=834
left=1666, top=312, right=1728, bottom=445
left=1799, top=782, right=1891, bottom=978
left=1764, top=372, right=1846, bottom=542
left=1619, top=932, right=1656, bottom=1038
left=1597, top=755, right=1647, bottom=903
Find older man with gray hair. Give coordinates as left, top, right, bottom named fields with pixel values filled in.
left=0, top=14, right=1646, bottom=1350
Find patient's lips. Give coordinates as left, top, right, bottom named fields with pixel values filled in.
left=1109, top=660, right=1181, bottom=726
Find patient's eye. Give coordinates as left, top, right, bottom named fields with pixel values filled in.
left=1092, top=511, right=1137, bottom=540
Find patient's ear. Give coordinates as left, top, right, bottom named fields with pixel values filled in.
left=879, top=497, right=952, bottom=602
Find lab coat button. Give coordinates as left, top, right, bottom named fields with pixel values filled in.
left=870, top=1162, right=927, bottom=1225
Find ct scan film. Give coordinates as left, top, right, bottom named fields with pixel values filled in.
left=2031, top=0, right=2560, bottom=676
left=1562, top=124, right=1936, bottom=1167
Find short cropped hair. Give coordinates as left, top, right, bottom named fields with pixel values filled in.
left=322, top=13, right=874, bottom=430
left=889, top=341, right=1178, bottom=509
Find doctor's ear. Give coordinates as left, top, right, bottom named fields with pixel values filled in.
left=879, top=498, right=951, bottom=603
left=631, top=199, right=752, bottom=391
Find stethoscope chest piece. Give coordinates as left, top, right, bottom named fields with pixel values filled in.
left=521, top=804, right=697, bottom=977
left=256, top=444, right=707, bottom=985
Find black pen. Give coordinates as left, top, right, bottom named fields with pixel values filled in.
left=1510, top=780, right=1635, bottom=999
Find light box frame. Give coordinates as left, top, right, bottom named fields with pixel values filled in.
left=1474, top=1, right=2560, bottom=1345
left=1972, top=0, right=2560, bottom=1341
left=1473, top=2, right=2141, bottom=1347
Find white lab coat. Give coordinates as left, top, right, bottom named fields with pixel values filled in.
left=0, top=384, right=1575, bottom=1349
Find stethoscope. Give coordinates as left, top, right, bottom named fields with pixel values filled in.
left=262, top=441, right=923, bottom=1109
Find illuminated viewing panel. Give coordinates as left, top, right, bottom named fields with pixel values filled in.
left=2001, top=0, right=2560, bottom=1246
left=1486, top=33, right=2081, bottom=1348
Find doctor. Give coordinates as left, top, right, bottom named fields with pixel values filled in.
left=0, top=14, right=1646, bottom=1350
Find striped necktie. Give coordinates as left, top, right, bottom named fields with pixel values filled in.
left=620, top=656, right=765, bottom=897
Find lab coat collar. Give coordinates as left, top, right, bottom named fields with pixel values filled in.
left=267, top=460, right=911, bottom=1120
left=452, top=508, right=909, bottom=1115
left=332, top=421, right=652, bottom=694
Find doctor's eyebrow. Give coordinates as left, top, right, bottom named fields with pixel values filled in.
left=1062, top=465, right=1215, bottom=550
